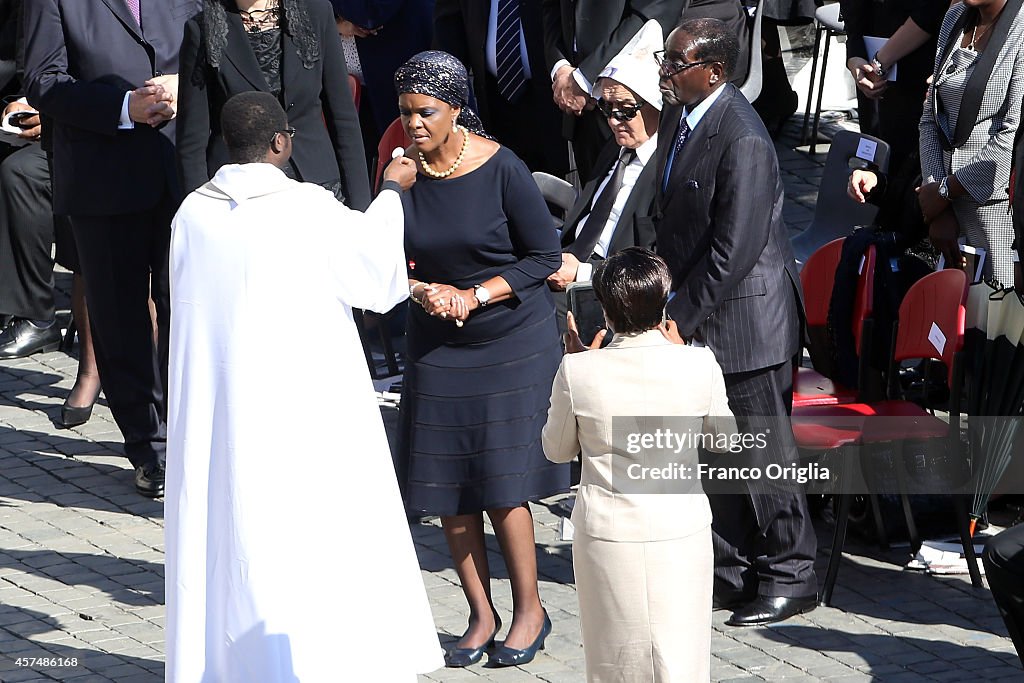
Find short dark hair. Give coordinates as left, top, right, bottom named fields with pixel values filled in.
left=676, top=18, right=740, bottom=80
left=220, top=91, right=288, bottom=164
left=592, top=247, right=672, bottom=334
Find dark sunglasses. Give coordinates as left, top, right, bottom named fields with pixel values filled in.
left=653, top=50, right=714, bottom=78
left=596, top=99, right=645, bottom=121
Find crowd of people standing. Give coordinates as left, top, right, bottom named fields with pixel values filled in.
left=2, top=0, right=1024, bottom=681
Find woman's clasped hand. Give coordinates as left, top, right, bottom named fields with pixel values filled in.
left=412, top=282, right=472, bottom=323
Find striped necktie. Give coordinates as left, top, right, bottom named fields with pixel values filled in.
left=125, top=0, right=141, bottom=26
left=496, top=0, right=527, bottom=103
left=662, top=119, right=691, bottom=192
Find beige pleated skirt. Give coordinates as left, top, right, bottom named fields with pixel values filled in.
left=573, top=526, right=713, bottom=682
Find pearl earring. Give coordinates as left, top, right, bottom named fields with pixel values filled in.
left=452, top=120, right=458, bottom=133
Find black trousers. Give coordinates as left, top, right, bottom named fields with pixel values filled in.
left=710, top=359, right=819, bottom=598
left=984, top=524, right=1024, bottom=667
left=0, top=142, right=55, bottom=320
left=70, top=194, right=173, bottom=470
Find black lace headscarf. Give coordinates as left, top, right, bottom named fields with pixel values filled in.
left=198, top=0, right=319, bottom=77
left=393, top=51, right=491, bottom=138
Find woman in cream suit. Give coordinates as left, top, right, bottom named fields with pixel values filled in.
left=543, top=248, right=734, bottom=682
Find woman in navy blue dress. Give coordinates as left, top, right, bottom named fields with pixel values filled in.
left=395, top=52, right=567, bottom=669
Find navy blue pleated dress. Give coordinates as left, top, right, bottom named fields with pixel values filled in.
left=398, top=146, right=568, bottom=516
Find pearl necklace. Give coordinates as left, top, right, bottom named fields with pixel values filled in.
left=418, top=126, right=470, bottom=179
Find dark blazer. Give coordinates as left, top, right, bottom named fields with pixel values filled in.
left=654, top=84, right=802, bottom=375
left=541, top=0, right=683, bottom=85
left=177, top=0, right=370, bottom=209
left=22, top=0, right=199, bottom=216
left=561, top=139, right=657, bottom=255
left=434, top=0, right=548, bottom=127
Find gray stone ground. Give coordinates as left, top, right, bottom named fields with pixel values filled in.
left=2, top=25, right=1024, bottom=683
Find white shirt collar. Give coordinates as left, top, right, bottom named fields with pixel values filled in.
left=681, top=83, right=727, bottom=132
left=631, top=131, right=659, bottom=166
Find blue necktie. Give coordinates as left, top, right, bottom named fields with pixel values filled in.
left=662, top=119, right=691, bottom=193
left=496, top=0, right=527, bottom=103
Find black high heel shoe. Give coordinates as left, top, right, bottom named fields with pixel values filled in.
left=488, top=610, right=551, bottom=667
left=445, top=617, right=501, bottom=668
left=61, top=384, right=100, bottom=428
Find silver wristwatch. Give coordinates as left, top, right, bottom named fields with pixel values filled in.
left=473, top=284, right=491, bottom=307
left=938, top=176, right=950, bottom=200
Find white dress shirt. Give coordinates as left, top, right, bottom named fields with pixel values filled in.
left=574, top=133, right=658, bottom=282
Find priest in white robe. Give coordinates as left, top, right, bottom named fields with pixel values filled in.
left=165, top=91, right=443, bottom=682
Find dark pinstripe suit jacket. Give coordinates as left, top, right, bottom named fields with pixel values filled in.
left=654, top=84, right=803, bottom=375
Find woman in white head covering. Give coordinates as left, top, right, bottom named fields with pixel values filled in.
left=546, top=20, right=665, bottom=299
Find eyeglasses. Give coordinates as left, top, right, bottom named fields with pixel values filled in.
left=596, top=99, right=645, bottom=121
left=653, top=51, right=714, bottom=78
left=271, top=127, right=296, bottom=144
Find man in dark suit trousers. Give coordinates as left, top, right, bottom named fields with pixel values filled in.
left=434, top=0, right=566, bottom=177
left=654, top=18, right=817, bottom=626
left=541, top=0, right=684, bottom=181
left=22, top=0, right=201, bottom=498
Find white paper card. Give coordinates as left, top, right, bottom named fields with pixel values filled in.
left=936, top=240, right=986, bottom=283
left=856, top=138, right=878, bottom=163
left=863, top=36, right=898, bottom=81
left=928, top=322, right=946, bottom=357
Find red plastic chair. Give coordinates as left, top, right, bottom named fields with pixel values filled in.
left=374, top=117, right=412, bottom=193
left=347, top=73, right=362, bottom=110
left=793, top=238, right=877, bottom=408
left=794, top=269, right=975, bottom=605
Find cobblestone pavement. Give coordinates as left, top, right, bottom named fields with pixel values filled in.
left=2, top=45, right=1023, bottom=683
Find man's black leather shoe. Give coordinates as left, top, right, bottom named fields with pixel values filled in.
left=0, top=319, right=62, bottom=359
left=135, top=465, right=165, bottom=498
left=726, top=595, right=816, bottom=627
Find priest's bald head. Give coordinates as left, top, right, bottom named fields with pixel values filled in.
left=220, top=91, right=293, bottom=169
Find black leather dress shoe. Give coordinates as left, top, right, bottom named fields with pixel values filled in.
left=726, top=595, right=817, bottom=627
left=488, top=611, right=551, bottom=667
left=0, top=319, right=62, bottom=359
left=445, top=618, right=501, bottom=668
left=135, top=464, right=165, bottom=498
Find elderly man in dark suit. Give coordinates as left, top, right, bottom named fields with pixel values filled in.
left=434, top=0, right=566, bottom=177
left=654, top=17, right=817, bottom=626
left=22, top=0, right=201, bottom=498
left=541, top=0, right=684, bottom=181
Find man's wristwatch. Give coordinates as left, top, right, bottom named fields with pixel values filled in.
left=938, top=176, right=951, bottom=200
left=473, top=284, right=491, bottom=307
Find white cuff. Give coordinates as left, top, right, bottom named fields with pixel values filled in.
left=550, top=59, right=571, bottom=82
left=119, top=91, right=134, bottom=129
left=575, top=262, right=593, bottom=282
left=572, top=69, right=592, bottom=94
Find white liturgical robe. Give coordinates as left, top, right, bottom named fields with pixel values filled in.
left=165, top=164, right=443, bottom=682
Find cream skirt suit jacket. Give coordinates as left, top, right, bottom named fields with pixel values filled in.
left=543, top=329, right=735, bottom=682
